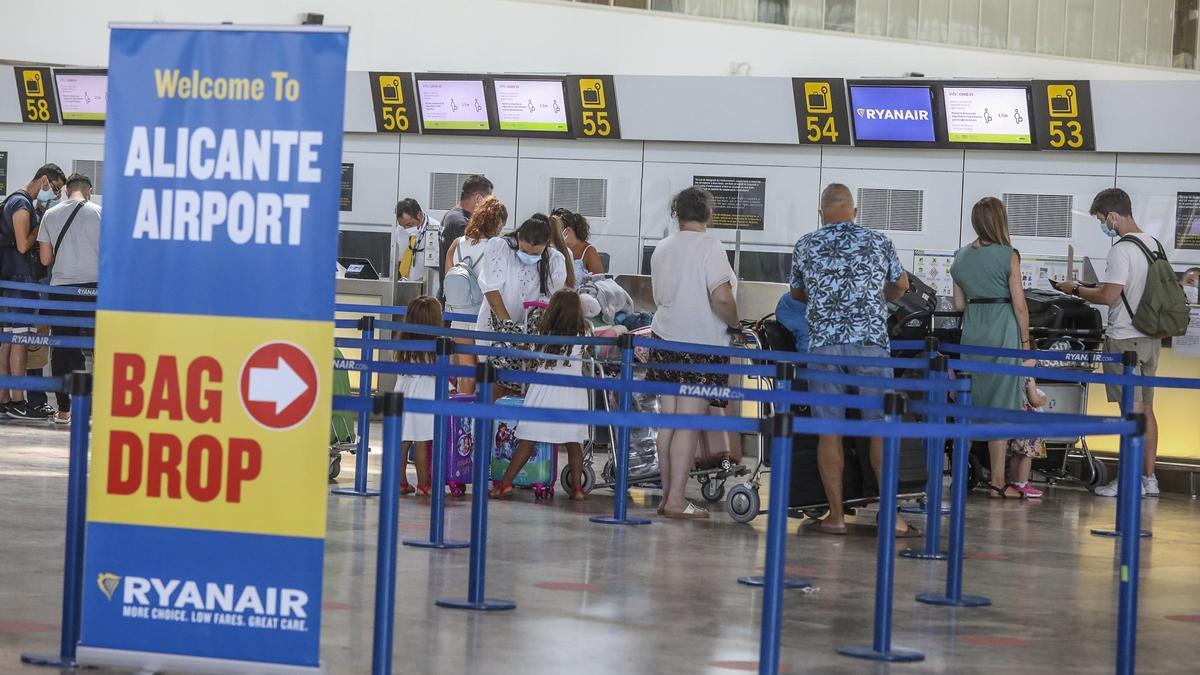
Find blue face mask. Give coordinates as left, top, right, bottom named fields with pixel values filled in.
left=38, top=187, right=57, bottom=205
left=1099, top=216, right=1118, bottom=238
left=516, top=250, right=542, bottom=266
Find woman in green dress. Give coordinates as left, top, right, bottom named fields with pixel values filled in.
left=950, top=198, right=1034, bottom=499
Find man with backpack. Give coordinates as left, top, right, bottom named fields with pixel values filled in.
left=0, top=163, right=66, bottom=420
left=1056, top=188, right=1191, bottom=497
left=38, top=173, right=100, bottom=424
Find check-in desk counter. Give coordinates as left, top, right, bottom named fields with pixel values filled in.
left=335, top=277, right=424, bottom=393
left=613, top=274, right=787, bottom=322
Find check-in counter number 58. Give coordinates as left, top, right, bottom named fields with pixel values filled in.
left=582, top=111, right=612, bottom=136
left=25, top=99, right=50, bottom=122
left=1049, top=120, right=1083, bottom=149
left=381, top=105, right=410, bottom=132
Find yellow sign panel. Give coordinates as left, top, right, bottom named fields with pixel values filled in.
left=378, top=74, right=404, bottom=105
left=1047, top=84, right=1077, bottom=118
left=23, top=70, right=44, bottom=97
left=579, top=78, right=606, bottom=109
left=88, top=310, right=331, bottom=539
left=803, top=81, right=832, bottom=114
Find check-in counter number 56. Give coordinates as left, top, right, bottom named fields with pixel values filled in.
left=1049, top=120, right=1083, bottom=149
left=582, top=111, right=612, bottom=136
left=381, top=105, right=410, bottom=132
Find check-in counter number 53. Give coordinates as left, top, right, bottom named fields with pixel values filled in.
left=381, top=105, right=410, bottom=132
left=581, top=111, right=612, bottom=136
left=1048, top=120, right=1083, bottom=149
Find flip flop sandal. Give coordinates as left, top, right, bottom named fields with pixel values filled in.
left=816, top=522, right=848, bottom=536
left=984, top=483, right=1008, bottom=499
left=896, top=526, right=923, bottom=539
left=663, top=502, right=710, bottom=520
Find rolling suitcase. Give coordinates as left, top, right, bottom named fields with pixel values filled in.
left=491, top=396, right=558, bottom=498
left=330, top=347, right=356, bottom=445
left=887, top=272, right=938, bottom=341
left=444, top=393, right=475, bottom=494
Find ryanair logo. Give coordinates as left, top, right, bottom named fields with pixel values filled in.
left=678, top=384, right=743, bottom=400
left=98, top=573, right=122, bottom=601
left=855, top=107, right=930, bottom=121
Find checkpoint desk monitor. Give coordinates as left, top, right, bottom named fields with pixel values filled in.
left=846, top=81, right=941, bottom=149
left=338, top=257, right=381, bottom=280
left=414, top=73, right=496, bottom=135
left=488, top=76, right=572, bottom=138
left=939, top=81, right=1036, bottom=150
left=53, top=68, right=107, bottom=126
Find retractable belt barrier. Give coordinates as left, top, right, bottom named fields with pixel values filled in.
left=0, top=280, right=97, bottom=297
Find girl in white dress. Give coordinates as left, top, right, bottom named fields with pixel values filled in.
left=392, top=295, right=442, bottom=495
left=490, top=289, right=590, bottom=501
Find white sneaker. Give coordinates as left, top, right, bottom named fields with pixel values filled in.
left=1142, top=475, right=1160, bottom=497
left=1094, top=478, right=1147, bottom=498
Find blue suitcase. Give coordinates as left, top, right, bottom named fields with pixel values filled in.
left=491, top=396, right=557, bottom=499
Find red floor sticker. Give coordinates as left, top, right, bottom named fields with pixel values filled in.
left=963, top=552, right=1008, bottom=561
left=322, top=602, right=352, bottom=610
left=0, top=622, right=58, bottom=634
left=1165, top=615, right=1200, bottom=623
left=534, top=582, right=609, bottom=592
left=957, top=636, right=1030, bottom=648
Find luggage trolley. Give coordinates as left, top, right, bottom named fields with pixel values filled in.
left=1028, top=327, right=1109, bottom=489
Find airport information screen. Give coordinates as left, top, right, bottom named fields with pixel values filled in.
left=943, top=86, right=1032, bottom=145
left=492, top=79, right=569, bottom=133
left=417, top=79, right=490, bottom=131
left=54, top=70, right=107, bottom=124
left=848, top=85, right=936, bottom=143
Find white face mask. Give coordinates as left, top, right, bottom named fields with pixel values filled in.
left=1186, top=285, right=1199, bottom=304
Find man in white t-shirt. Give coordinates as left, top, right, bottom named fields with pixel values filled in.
left=1056, top=188, right=1160, bottom=497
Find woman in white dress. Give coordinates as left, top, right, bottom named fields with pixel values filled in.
left=443, top=196, right=507, bottom=395
left=490, top=289, right=590, bottom=500
left=391, top=295, right=443, bottom=495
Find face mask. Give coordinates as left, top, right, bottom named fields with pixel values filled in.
left=38, top=186, right=57, bottom=205
left=1099, top=215, right=1118, bottom=239
left=1186, top=286, right=1199, bottom=304
left=516, top=250, right=542, bottom=266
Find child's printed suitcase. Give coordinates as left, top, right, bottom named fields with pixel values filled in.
left=444, top=393, right=475, bottom=495
left=490, top=396, right=557, bottom=499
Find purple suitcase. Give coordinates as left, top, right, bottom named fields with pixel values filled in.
left=444, top=393, right=475, bottom=495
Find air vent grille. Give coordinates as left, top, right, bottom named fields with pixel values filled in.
left=857, top=187, right=923, bottom=232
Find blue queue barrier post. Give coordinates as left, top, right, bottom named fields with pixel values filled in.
left=901, top=350, right=950, bottom=561
left=1092, top=350, right=1151, bottom=539
left=591, top=333, right=651, bottom=526
left=21, top=373, right=91, bottom=669
left=1116, top=413, right=1147, bottom=675
left=371, top=394, right=404, bottom=675
left=838, top=392, right=924, bottom=663
left=333, top=315, right=381, bottom=497
left=437, top=362, right=515, bottom=611
left=901, top=337, right=950, bottom=519
left=405, top=337, right=468, bottom=550
left=755, top=410, right=798, bottom=675
left=916, top=376, right=991, bottom=609
left=740, top=363, right=811, bottom=590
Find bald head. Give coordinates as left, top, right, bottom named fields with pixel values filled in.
left=819, top=183, right=856, bottom=225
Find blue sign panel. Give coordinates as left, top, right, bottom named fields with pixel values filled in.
left=848, top=85, right=937, bottom=144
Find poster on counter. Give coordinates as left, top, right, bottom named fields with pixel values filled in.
left=912, top=249, right=956, bottom=297
left=77, top=24, right=346, bottom=673
left=1174, top=307, right=1200, bottom=358
left=1174, top=191, right=1200, bottom=250
left=693, top=175, right=766, bottom=231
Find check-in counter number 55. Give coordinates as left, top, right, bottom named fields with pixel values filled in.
left=1048, top=120, right=1083, bottom=149
left=381, top=105, right=410, bottom=132
left=805, top=116, right=839, bottom=143
left=582, top=111, right=612, bottom=136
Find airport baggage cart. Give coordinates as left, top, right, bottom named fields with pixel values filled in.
left=329, top=347, right=356, bottom=480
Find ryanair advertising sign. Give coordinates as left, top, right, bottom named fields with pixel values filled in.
left=77, top=25, right=348, bottom=672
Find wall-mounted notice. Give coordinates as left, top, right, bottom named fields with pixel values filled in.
left=1174, top=307, right=1200, bottom=358
left=1175, top=191, right=1200, bottom=250
left=912, top=250, right=956, bottom=297
left=340, top=163, right=354, bottom=211
left=942, top=86, right=1033, bottom=146
left=492, top=78, right=569, bottom=134
left=416, top=77, right=490, bottom=132
left=693, top=176, right=766, bottom=231
left=0, top=151, right=7, bottom=195
left=13, top=66, right=60, bottom=124
left=54, top=69, right=107, bottom=126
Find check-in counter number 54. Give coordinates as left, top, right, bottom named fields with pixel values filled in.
left=805, top=116, right=839, bottom=143
left=381, top=105, right=410, bottom=132
left=1048, top=120, right=1083, bottom=149
left=582, top=111, right=612, bottom=136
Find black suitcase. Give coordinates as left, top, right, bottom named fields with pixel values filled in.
left=1025, top=289, right=1104, bottom=350
left=887, top=272, right=938, bottom=341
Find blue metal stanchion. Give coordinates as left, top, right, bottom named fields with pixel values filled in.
left=21, top=373, right=91, bottom=669
left=901, top=337, right=950, bottom=519
left=437, top=362, right=515, bottom=611
left=916, top=378, right=991, bottom=608
left=1116, top=414, right=1146, bottom=675
left=901, top=349, right=950, bottom=561
left=838, top=392, right=924, bottom=662
left=405, top=337, right=468, bottom=549
left=371, top=394, right=404, bottom=675
left=591, top=333, right=651, bottom=526
left=756, top=410, right=798, bottom=675
left=741, top=363, right=811, bottom=590
left=1092, top=351, right=1151, bottom=539
left=334, top=315, right=381, bottom=497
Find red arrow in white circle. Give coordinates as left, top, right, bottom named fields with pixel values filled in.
left=247, top=356, right=309, bottom=414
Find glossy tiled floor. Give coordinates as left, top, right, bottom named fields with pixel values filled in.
left=2, top=422, right=1199, bottom=674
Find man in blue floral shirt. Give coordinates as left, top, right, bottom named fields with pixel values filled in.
left=791, top=183, right=913, bottom=536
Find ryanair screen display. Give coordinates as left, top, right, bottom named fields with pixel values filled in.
left=942, top=85, right=1033, bottom=146
left=847, top=84, right=937, bottom=145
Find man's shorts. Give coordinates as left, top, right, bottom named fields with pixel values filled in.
left=808, top=343, right=892, bottom=422
left=1103, top=336, right=1160, bottom=405
left=1, top=277, right=37, bottom=335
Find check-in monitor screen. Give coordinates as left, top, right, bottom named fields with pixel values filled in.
left=54, top=70, right=107, bottom=124
left=848, top=85, right=936, bottom=143
left=942, top=86, right=1033, bottom=145
left=492, top=79, right=569, bottom=133
left=417, top=79, right=490, bottom=131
